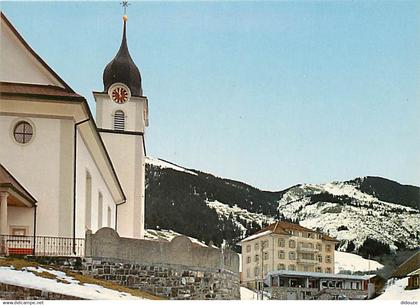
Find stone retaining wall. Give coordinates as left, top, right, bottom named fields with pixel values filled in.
left=83, top=228, right=240, bottom=300
left=84, top=260, right=240, bottom=300
left=0, top=283, right=84, bottom=300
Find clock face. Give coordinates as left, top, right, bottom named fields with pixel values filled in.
left=111, top=86, right=129, bottom=104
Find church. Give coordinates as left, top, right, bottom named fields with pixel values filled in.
left=0, top=11, right=148, bottom=249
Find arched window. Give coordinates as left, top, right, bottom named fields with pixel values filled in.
left=107, top=206, right=112, bottom=227
left=85, top=172, right=92, bottom=230
left=114, top=110, right=125, bottom=131
left=289, top=251, right=296, bottom=260
left=97, top=192, right=103, bottom=228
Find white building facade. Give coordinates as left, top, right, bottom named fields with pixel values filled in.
left=0, top=12, right=147, bottom=246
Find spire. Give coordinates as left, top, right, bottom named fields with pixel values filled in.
left=103, top=13, right=142, bottom=96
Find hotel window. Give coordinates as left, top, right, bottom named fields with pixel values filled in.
left=317, top=254, right=323, bottom=263
left=277, top=263, right=285, bottom=270
left=263, top=252, right=269, bottom=260
left=262, top=240, right=268, bottom=249
left=254, top=243, right=259, bottom=251
left=288, top=265, right=296, bottom=271
left=278, top=250, right=285, bottom=259
left=326, top=255, right=331, bottom=263
left=254, top=267, right=259, bottom=277
left=289, top=240, right=296, bottom=248
left=316, top=243, right=322, bottom=251
left=246, top=245, right=251, bottom=252
left=326, top=244, right=332, bottom=252
left=113, top=110, right=125, bottom=131
left=326, top=267, right=332, bottom=273
left=300, top=242, right=313, bottom=249
left=301, top=253, right=314, bottom=260
left=246, top=256, right=251, bottom=264
left=13, top=121, right=33, bottom=144
left=316, top=266, right=322, bottom=273
left=278, top=238, right=285, bottom=247
left=289, top=251, right=296, bottom=260
left=255, top=254, right=259, bottom=262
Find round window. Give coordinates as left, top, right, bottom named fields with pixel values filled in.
left=13, top=121, right=33, bottom=144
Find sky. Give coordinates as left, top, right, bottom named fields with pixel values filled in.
left=2, top=1, right=419, bottom=190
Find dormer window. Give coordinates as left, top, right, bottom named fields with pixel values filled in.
left=114, top=110, right=125, bottom=131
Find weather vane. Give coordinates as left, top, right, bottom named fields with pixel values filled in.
left=120, top=1, right=130, bottom=15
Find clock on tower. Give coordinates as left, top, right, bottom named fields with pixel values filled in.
left=108, top=83, right=131, bottom=104
left=93, top=12, right=148, bottom=240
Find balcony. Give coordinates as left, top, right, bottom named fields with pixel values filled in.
left=297, top=257, right=317, bottom=265
left=297, top=245, right=319, bottom=253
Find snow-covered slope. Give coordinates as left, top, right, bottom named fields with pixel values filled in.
left=206, top=200, right=275, bottom=238
left=335, top=251, right=383, bottom=273
left=144, top=228, right=216, bottom=248
left=277, top=181, right=420, bottom=252
left=377, top=277, right=420, bottom=300
left=0, top=266, right=144, bottom=300
left=146, top=156, right=420, bottom=255
left=146, top=156, right=197, bottom=176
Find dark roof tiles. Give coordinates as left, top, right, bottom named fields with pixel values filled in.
left=254, top=221, right=339, bottom=243
left=103, top=19, right=142, bottom=96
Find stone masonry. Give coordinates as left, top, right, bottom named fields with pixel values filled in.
left=270, top=287, right=368, bottom=300
left=0, top=283, right=84, bottom=300
left=85, top=260, right=240, bottom=300
left=83, top=228, right=240, bottom=300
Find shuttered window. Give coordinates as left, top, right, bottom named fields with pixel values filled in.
left=114, top=110, right=125, bottom=131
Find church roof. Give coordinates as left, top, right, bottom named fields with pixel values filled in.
left=0, top=82, right=84, bottom=101
left=103, top=17, right=142, bottom=96
left=1, top=12, right=76, bottom=93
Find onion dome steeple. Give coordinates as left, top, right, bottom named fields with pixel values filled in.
left=103, top=15, right=142, bottom=96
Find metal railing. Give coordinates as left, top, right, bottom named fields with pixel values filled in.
left=0, top=235, right=84, bottom=257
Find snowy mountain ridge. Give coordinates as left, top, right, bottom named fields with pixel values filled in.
left=206, top=200, right=275, bottom=238
left=277, top=181, right=419, bottom=253
left=145, top=157, right=420, bottom=256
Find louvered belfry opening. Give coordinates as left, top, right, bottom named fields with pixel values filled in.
left=114, top=110, right=125, bottom=131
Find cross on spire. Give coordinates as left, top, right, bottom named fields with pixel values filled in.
left=120, top=1, right=130, bottom=15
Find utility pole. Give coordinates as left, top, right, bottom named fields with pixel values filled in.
left=261, top=240, right=264, bottom=300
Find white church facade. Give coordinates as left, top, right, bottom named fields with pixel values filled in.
left=0, top=11, right=148, bottom=250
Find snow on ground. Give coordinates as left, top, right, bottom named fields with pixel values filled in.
left=146, top=156, right=197, bottom=176
left=335, top=251, right=383, bottom=273
left=376, top=277, right=420, bottom=300
left=240, top=286, right=258, bottom=300
left=278, top=182, right=420, bottom=252
left=0, top=266, right=143, bottom=300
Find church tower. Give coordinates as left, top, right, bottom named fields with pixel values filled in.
left=93, top=14, right=148, bottom=239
